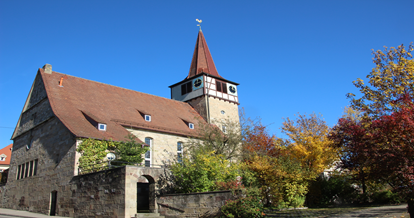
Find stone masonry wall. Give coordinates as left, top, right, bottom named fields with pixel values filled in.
left=69, top=167, right=127, bottom=218
left=157, top=191, right=233, bottom=218
left=14, top=72, right=52, bottom=138
left=208, top=97, right=239, bottom=127
left=3, top=116, right=77, bottom=217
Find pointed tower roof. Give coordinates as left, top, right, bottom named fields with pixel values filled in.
left=187, top=30, right=222, bottom=79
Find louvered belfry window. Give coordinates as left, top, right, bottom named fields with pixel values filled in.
left=216, top=80, right=227, bottom=94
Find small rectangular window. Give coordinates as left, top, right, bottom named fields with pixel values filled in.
left=17, top=165, right=21, bottom=180
left=222, top=83, right=227, bottom=94
left=222, top=125, right=227, bottom=133
left=216, top=81, right=222, bottom=92
left=144, top=138, right=152, bottom=167
left=145, top=115, right=151, bottom=122
left=189, top=123, right=194, bottom=129
left=21, top=164, right=25, bottom=179
left=177, top=142, right=183, bottom=163
left=29, top=161, right=34, bottom=177
left=98, top=123, right=107, bottom=131
left=181, top=82, right=193, bottom=95
left=25, top=162, right=29, bottom=178
left=33, top=159, right=38, bottom=176
left=186, top=82, right=192, bottom=93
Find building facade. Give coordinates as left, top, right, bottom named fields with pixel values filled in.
left=0, top=30, right=240, bottom=217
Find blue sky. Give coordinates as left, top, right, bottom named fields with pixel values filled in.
left=1, top=0, right=413, bottom=149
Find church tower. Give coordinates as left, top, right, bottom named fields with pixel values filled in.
left=170, top=30, right=240, bottom=127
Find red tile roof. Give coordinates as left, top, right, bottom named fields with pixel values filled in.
left=0, top=144, right=13, bottom=165
left=40, top=69, right=206, bottom=143
left=187, top=30, right=222, bottom=79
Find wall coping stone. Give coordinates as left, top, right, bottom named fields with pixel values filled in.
left=159, top=190, right=232, bottom=197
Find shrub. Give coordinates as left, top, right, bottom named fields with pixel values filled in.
left=221, top=187, right=264, bottom=218
left=306, top=174, right=358, bottom=207
left=371, top=190, right=402, bottom=204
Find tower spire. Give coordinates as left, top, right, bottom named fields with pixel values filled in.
left=187, top=30, right=222, bottom=79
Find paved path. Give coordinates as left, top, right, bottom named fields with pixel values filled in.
left=266, top=204, right=409, bottom=218
left=0, top=205, right=410, bottom=218
left=0, top=208, right=69, bottom=218
left=333, top=204, right=409, bottom=218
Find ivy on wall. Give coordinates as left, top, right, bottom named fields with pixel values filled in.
left=77, top=134, right=148, bottom=173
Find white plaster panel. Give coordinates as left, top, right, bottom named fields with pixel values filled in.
left=208, top=90, right=217, bottom=96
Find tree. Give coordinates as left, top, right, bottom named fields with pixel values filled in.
left=185, top=117, right=243, bottom=160
left=282, top=113, right=339, bottom=179
left=169, top=151, right=241, bottom=193
left=347, top=43, right=414, bottom=118
left=335, top=43, right=414, bottom=216
left=246, top=154, right=309, bottom=208
left=330, top=116, right=373, bottom=194
left=331, top=96, right=414, bottom=201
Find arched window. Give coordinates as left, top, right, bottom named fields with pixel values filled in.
left=177, top=142, right=183, bottom=163
left=145, top=138, right=152, bottom=167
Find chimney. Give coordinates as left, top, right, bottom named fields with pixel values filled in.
left=43, top=64, right=52, bottom=74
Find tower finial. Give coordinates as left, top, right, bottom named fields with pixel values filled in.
left=196, top=19, right=202, bottom=31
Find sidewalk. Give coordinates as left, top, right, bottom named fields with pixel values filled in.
left=266, top=204, right=409, bottom=218
left=0, top=208, right=69, bottom=218
left=332, top=204, right=409, bottom=218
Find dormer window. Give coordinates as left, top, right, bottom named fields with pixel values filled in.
left=98, top=123, right=107, bottom=131
left=145, top=115, right=151, bottom=122
left=189, top=123, right=194, bottom=129
left=0, top=157, right=5, bottom=161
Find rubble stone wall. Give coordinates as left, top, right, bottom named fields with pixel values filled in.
left=69, top=167, right=127, bottom=218
left=157, top=191, right=233, bottom=218
left=3, top=116, right=77, bottom=217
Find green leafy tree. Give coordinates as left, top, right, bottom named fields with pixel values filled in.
left=169, top=151, right=241, bottom=193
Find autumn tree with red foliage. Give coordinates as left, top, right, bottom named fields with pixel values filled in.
left=333, top=43, right=414, bottom=216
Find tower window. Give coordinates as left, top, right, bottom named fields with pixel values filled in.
left=181, top=82, right=193, bottom=95
left=145, top=115, right=151, bottom=122
left=216, top=81, right=227, bottom=94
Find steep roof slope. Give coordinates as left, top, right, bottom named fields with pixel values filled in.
left=0, top=144, right=13, bottom=165
left=187, top=30, right=222, bottom=79
left=40, top=68, right=205, bottom=142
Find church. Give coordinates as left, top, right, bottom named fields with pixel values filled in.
left=0, top=30, right=240, bottom=217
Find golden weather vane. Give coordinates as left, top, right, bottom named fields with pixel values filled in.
left=196, top=19, right=202, bottom=30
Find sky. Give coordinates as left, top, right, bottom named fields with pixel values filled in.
left=0, top=0, right=413, bottom=149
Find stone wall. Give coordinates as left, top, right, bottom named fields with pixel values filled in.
left=157, top=191, right=233, bottom=218
left=13, top=73, right=52, bottom=138
left=69, top=167, right=127, bottom=218
left=207, top=97, right=239, bottom=126
left=3, top=116, right=77, bottom=217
